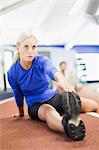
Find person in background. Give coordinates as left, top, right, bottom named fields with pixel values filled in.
left=59, top=61, right=82, bottom=91
left=57, top=61, right=99, bottom=113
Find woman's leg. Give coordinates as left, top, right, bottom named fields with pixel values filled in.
left=80, top=97, right=99, bottom=113
left=38, top=104, right=64, bottom=133
left=38, top=97, right=85, bottom=141
left=38, top=93, right=86, bottom=141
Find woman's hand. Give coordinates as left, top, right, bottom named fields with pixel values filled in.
left=12, top=113, right=24, bottom=120
left=54, top=72, right=76, bottom=93
left=57, top=82, right=66, bottom=92
left=13, top=113, right=24, bottom=118
left=65, top=84, right=76, bottom=92
left=13, top=106, right=24, bottom=119
left=56, top=81, right=76, bottom=93
left=13, top=113, right=24, bottom=117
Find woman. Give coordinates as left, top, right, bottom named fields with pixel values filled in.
left=7, top=32, right=86, bottom=141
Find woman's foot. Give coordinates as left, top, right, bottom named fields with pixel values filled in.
left=62, top=92, right=86, bottom=141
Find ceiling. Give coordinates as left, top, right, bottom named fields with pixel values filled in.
left=0, top=0, right=99, bottom=46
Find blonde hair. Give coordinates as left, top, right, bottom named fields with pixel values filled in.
left=13, top=32, right=38, bottom=63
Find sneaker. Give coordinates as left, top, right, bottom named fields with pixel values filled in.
left=62, top=91, right=86, bottom=141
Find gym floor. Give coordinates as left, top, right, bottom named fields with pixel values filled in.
left=0, top=98, right=99, bottom=150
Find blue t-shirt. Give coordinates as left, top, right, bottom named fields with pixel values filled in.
left=7, top=55, right=58, bottom=107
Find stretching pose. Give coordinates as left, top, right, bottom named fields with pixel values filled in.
left=7, top=32, right=87, bottom=141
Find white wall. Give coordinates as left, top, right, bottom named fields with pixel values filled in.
left=66, top=21, right=99, bottom=48
left=0, top=47, right=4, bottom=90
left=37, top=47, right=77, bottom=72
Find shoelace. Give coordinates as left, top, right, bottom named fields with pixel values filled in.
left=71, top=92, right=80, bottom=110
left=66, top=91, right=71, bottom=114
left=66, top=91, right=80, bottom=118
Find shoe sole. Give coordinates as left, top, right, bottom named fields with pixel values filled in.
left=62, top=92, right=86, bottom=140
left=62, top=117, right=86, bottom=141
left=62, top=91, right=81, bottom=119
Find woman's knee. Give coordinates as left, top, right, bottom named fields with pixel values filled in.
left=80, top=97, right=99, bottom=112
left=38, top=104, right=56, bottom=121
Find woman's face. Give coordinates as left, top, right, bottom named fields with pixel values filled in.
left=60, top=63, right=66, bottom=72
left=17, top=37, right=37, bottom=62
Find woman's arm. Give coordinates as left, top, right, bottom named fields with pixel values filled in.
left=54, top=72, right=67, bottom=92
left=7, top=72, right=24, bottom=117
left=40, top=56, right=74, bottom=92
left=54, top=72, right=75, bottom=92
left=18, top=106, right=24, bottom=117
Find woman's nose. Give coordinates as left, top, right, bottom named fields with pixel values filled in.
left=28, top=48, right=33, bottom=53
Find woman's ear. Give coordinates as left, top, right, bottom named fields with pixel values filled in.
left=17, top=51, right=20, bottom=55
left=16, top=46, right=19, bottom=50
left=16, top=45, right=20, bottom=56
left=16, top=44, right=20, bottom=50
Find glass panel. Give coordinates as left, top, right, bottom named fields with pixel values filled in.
left=4, top=51, right=13, bottom=89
